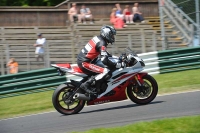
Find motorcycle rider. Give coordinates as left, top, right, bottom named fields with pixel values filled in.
left=77, top=25, right=125, bottom=94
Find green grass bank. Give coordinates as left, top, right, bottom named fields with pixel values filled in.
left=73, top=115, right=200, bottom=133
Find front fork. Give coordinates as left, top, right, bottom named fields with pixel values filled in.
left=133, top=73, right=147, bottom=86
left=128, top=73, right=148, bottom=94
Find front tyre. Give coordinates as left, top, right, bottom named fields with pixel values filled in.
left=127, top=74, right=158, bottom=105
left=52, top=83, right=85, bottom=115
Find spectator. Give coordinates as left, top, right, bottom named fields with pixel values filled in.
left=115, top=3, right=124, bottom=19
left=7, top=58, right=18, bottom=74
left=80, top=4, right=94, bottom=24
left=33, top=33, right=46, bottom=62
left=123, top=5, right=134, bottom=24
left=110, top=8, right=126, bottom=29
left=68, top=3, right=81, bottom=23
left=132, top=3, right=145, bottom=23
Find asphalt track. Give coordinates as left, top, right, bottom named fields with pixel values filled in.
left=0, top=91, right=200, bottom=133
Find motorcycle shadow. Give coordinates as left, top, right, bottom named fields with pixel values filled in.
left=80, top=100, right=164, bottom=114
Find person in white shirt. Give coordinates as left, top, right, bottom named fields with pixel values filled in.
left=33, top=33, right=46, bottom=62
left=80, top=4, right=94, bottom=24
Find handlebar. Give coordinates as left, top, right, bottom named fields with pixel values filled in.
left=119, top=53, right=129, bottom=67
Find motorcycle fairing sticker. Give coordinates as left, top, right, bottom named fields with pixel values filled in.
left=112, top=73, right=133, bottom=84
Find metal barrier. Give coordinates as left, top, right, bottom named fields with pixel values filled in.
left=141, top=46, right=200, bottom=74
left=0, top=46, right=200, bottom=99
left=158, top=47, right=200, bottom=73
left=0, top=67, right=66, bottom=99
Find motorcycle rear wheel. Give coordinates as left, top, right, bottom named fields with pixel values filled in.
left=52, top=83, right=86, bottom=115
left=127, top=74, right=158, bottom=105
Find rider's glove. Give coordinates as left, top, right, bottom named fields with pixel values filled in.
left=116, top=62, right=126, bottom=68
left=119, top=53, right=126, bottom=61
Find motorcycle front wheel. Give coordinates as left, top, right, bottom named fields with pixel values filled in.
left=127, top=74, right=158, bottom=105
left=52, top=83, right=86, bottom=115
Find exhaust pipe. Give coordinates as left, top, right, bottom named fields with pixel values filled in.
left=73, top=93, right=91, bottom=101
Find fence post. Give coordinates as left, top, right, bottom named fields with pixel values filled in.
left=26, top=45, right=31, bottom=71
left=45, top=42, right=50, bottom=68
left=128, top=34, right=132, bottom=49
left=71, top=25, right=76, bottom=63
left=5, top=44, right=10, bottom=74
left=159, top=0, right=166, bottom=50
left=196, top=0, right=200, bottom=46
left=152, top=31, right=156, bottom=51
left=0, top=46, right=5, bottom=75
left=141, top=29, right=146, bottom=53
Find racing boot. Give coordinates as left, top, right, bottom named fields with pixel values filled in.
left=80, top=76, right=96, bottom=94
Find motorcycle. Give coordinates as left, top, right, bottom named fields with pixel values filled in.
left=51, top=47, right=158, bottom=115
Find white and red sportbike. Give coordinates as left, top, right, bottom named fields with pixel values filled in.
left=52, top=47, right=158, bottom=115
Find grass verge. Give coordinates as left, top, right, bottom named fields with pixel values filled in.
left=73, top=115, right=200, bottom=133
left=0, top=69, right=200, bottom=119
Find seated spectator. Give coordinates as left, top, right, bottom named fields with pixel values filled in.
left=110, top=8, right=126, bottom=29
left=7, top=58, right=18, bottom=74
left=80, top=4, right=94, bottom=24
left=115, top=3, right=124, bottom=19
left=132, top=3, right=145, bottom=23
left=123, top=5, right=134, bottom=24
left=68, top=3, right=81, bottom=23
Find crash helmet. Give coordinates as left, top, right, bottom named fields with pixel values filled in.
left=100, top=25, right=116, bottom=44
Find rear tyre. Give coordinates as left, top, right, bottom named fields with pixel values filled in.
left=127, top=74, right=158, bottom=105
left=52, top=83, right=85, bottom=115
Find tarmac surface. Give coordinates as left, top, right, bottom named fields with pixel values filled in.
left=0, top=91, right=200, bottom=133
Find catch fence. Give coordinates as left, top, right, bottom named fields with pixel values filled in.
left=159, top=0, right=200, bottom=48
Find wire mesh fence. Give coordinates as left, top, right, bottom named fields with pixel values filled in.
left=172, top=0, right=197, bottom=21
left=172, top=0, right=200, bottom=46
left=159, top=0, right=200, bottom=48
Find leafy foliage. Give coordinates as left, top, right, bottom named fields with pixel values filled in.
left=0, top=0, right=65, bottom=6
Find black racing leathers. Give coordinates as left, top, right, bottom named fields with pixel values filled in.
left=77, top=36, right=115, bottom=75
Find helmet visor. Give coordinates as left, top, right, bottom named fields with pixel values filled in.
left=110, top=34, right=115, bottom=44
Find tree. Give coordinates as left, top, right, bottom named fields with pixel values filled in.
left=0, top=0, right=65, bottom=6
